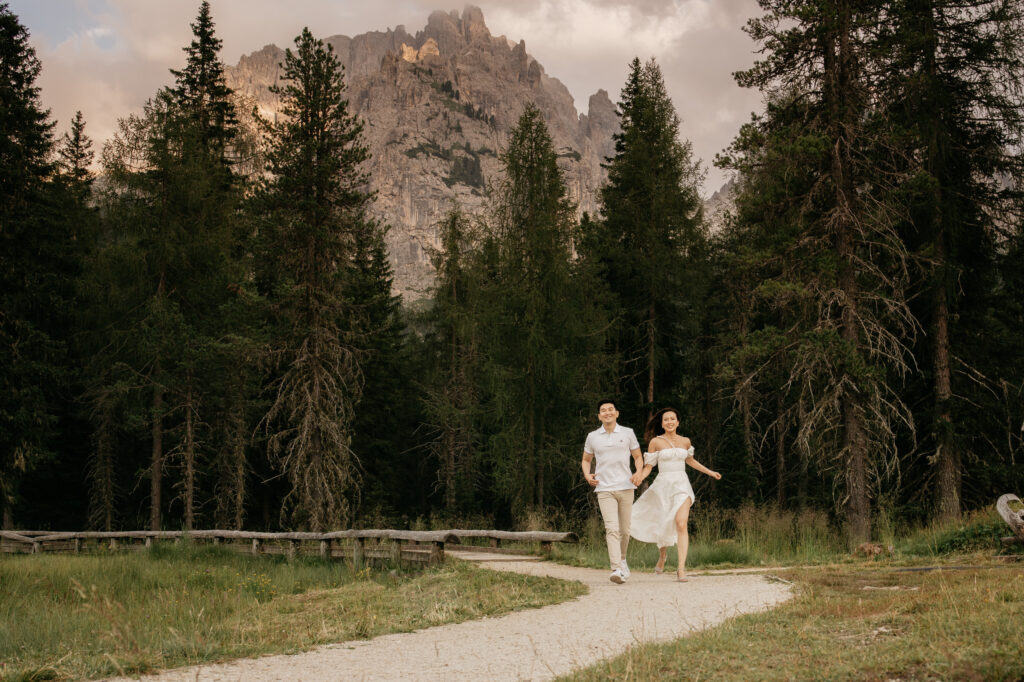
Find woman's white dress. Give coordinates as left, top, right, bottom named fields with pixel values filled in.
left=630, top=446, right=696, bottom=548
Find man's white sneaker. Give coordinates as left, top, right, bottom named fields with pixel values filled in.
left=620, top=560, right=631, bottom=579
left=610, top=568, right=625, bottom=584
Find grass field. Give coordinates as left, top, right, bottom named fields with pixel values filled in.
left=555, top=504, right=1024, bottom=680
left=0, top=543, right=586, bottom=681
left=563, top=560, right=1024, bottom=680
left=3, top=507, right=1019, bottom=681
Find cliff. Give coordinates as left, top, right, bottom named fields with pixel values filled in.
left=227, top=6, right=619, bottom=299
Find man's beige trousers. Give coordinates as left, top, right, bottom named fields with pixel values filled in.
left=597, top=489, right=633, bottom=570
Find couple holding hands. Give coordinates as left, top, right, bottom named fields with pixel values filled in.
left=582, top=399, right=722, bottom=583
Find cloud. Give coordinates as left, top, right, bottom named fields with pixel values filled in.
left=17, top=0, right=764, bottom=193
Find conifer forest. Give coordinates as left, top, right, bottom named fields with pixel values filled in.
left=2, top=1, right=1023, bottom=545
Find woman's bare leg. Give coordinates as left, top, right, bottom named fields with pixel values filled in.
left=655, top=546, right=667, bottom=573
left=675, top=498, right=692, bottom=581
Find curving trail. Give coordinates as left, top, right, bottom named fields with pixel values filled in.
left=107, top=552, right=791, bottom=681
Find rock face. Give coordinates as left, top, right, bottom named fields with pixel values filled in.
left=226, top=7, right=619, bottom=300
left=704, top=177, right=736, bottom=236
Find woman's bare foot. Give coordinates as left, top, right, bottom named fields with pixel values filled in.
left=654, top=559, right=665, bottom=575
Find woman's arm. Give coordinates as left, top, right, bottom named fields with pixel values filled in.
left=633, top=461, right=655, bottom=485
left=631, top=437, right=666, bottom=485
left=685, top=453, right=722, bottom=480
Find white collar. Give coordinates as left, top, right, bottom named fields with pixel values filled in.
left=594, top=423, right=623, bottom=435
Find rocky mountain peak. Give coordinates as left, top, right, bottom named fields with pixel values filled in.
left=226, top=6, right=620, bottom=299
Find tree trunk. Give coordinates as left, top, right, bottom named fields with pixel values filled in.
left=1, top=495, right=11, bottom=530
left=920, top=2, right=960, bottom=522
left=776, top=392, right=786, bottom=507
left=933, top=241, right=960, bottom=520
left=231, top=393, right=246, bottom=530
left=647, top=303, right=656, bottom=420
left=844, top=403, right=870, bottom=542
left=150, top=383, right=164, bottom=532
left=92, top=401, right=116, bottom=531
left=828, top=0, right=871, bottom=544
left=443, top=312, right=458, bottom=512
left=526, top=398, right=536, bottom=510
left=184, top=381, right=196, bottom=532
left=741, top=386, right=754, bottom=480
left=537, top=411, right=546, bottom=510
left=443, top=424, right=456, bottom=511
left=797, top=398, right=810, bottom=508
left=738, top=312, right=756, bottom=477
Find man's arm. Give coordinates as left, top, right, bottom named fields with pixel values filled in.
left=582, top=451, right=598, bottom=487
left=629, top=448, right=645, bottom=486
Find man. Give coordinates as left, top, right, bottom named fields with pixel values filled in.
left=582, top=399, right=645, bottom=583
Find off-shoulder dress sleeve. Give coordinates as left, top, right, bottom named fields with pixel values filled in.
left=643, top=451, right=658, bottom=467
left=684, top=446, right=695, bottom=458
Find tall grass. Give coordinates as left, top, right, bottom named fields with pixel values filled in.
left=554, top=502, right=845, bottom=570
left=0, top=542, right=585, bottom=681
left=553, top=503, right=1019, bottom=571
left=898, top=507, right=1017, bottom=557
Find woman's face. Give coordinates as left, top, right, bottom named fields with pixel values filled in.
left=661, top=411, right=679, bottom=432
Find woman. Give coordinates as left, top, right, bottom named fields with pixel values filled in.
left=629, top=407, right=721, bottom=581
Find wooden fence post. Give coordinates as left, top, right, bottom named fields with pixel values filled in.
left=251, top=538, right=261, bottom=556
left=391, top=540, right=402, bottom=566
left=320, top=539, right=331, bottom=560
left=489, top=537, right=500, bottom=549
left=430, top=541, right=444, bottom=564
left=353, top=538, right=365, bottom=569
left=74, top=538, right=82, bottom=554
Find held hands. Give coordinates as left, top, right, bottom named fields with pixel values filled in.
left=629, top=471, right=646, bottom=487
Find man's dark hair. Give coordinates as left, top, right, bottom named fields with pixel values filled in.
left=597, top=399, right=617, bottom=411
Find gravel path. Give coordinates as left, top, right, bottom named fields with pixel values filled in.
left=108, top=553, right=792, bottom=681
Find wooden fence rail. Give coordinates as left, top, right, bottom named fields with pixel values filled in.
left=0, top=529, right=578, bottom=566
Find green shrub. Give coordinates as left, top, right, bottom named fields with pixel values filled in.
left=901, top=512, right=1010, bottom=556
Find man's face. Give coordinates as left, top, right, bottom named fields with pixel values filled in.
left=598, top=403, right=618, bottom=425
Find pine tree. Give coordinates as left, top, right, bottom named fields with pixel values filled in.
left=85, top=1, right=242, bottom=530
left=423, top=206, right=483, bottom=514
left=477, top=104, right=607, bottom=514
left=712, top=90, right=828, bottom=506
left=878, top=0, right=1024, bottom=520
left=727, top=1, right=917, bottom=542
left=256, top=28, right=370, bottom=530
left=55, top=110, right=94, bottom=204
left=169, top=1, right=237, bottom=158
left=597, top=58, right=705, bottom=421
left=345, top=218, right=424, bottom=518
left=0, top=3, right=63, bottom=527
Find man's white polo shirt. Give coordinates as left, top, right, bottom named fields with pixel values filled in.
left=584, top=424, right=640, bottom=492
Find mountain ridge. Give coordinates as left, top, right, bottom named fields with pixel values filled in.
left=226, top=6, right=618, bottom=299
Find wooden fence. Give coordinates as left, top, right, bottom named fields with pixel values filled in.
left=0, top=529, right=578, bottom=566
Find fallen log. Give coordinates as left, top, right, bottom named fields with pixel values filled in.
left=996, top=493, right=1024, bottom=543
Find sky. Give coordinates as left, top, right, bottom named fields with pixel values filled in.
left=10, top=0, right=766, bottom=196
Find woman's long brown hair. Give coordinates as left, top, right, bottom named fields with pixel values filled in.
left=644, top=407, right=682, bottom=445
